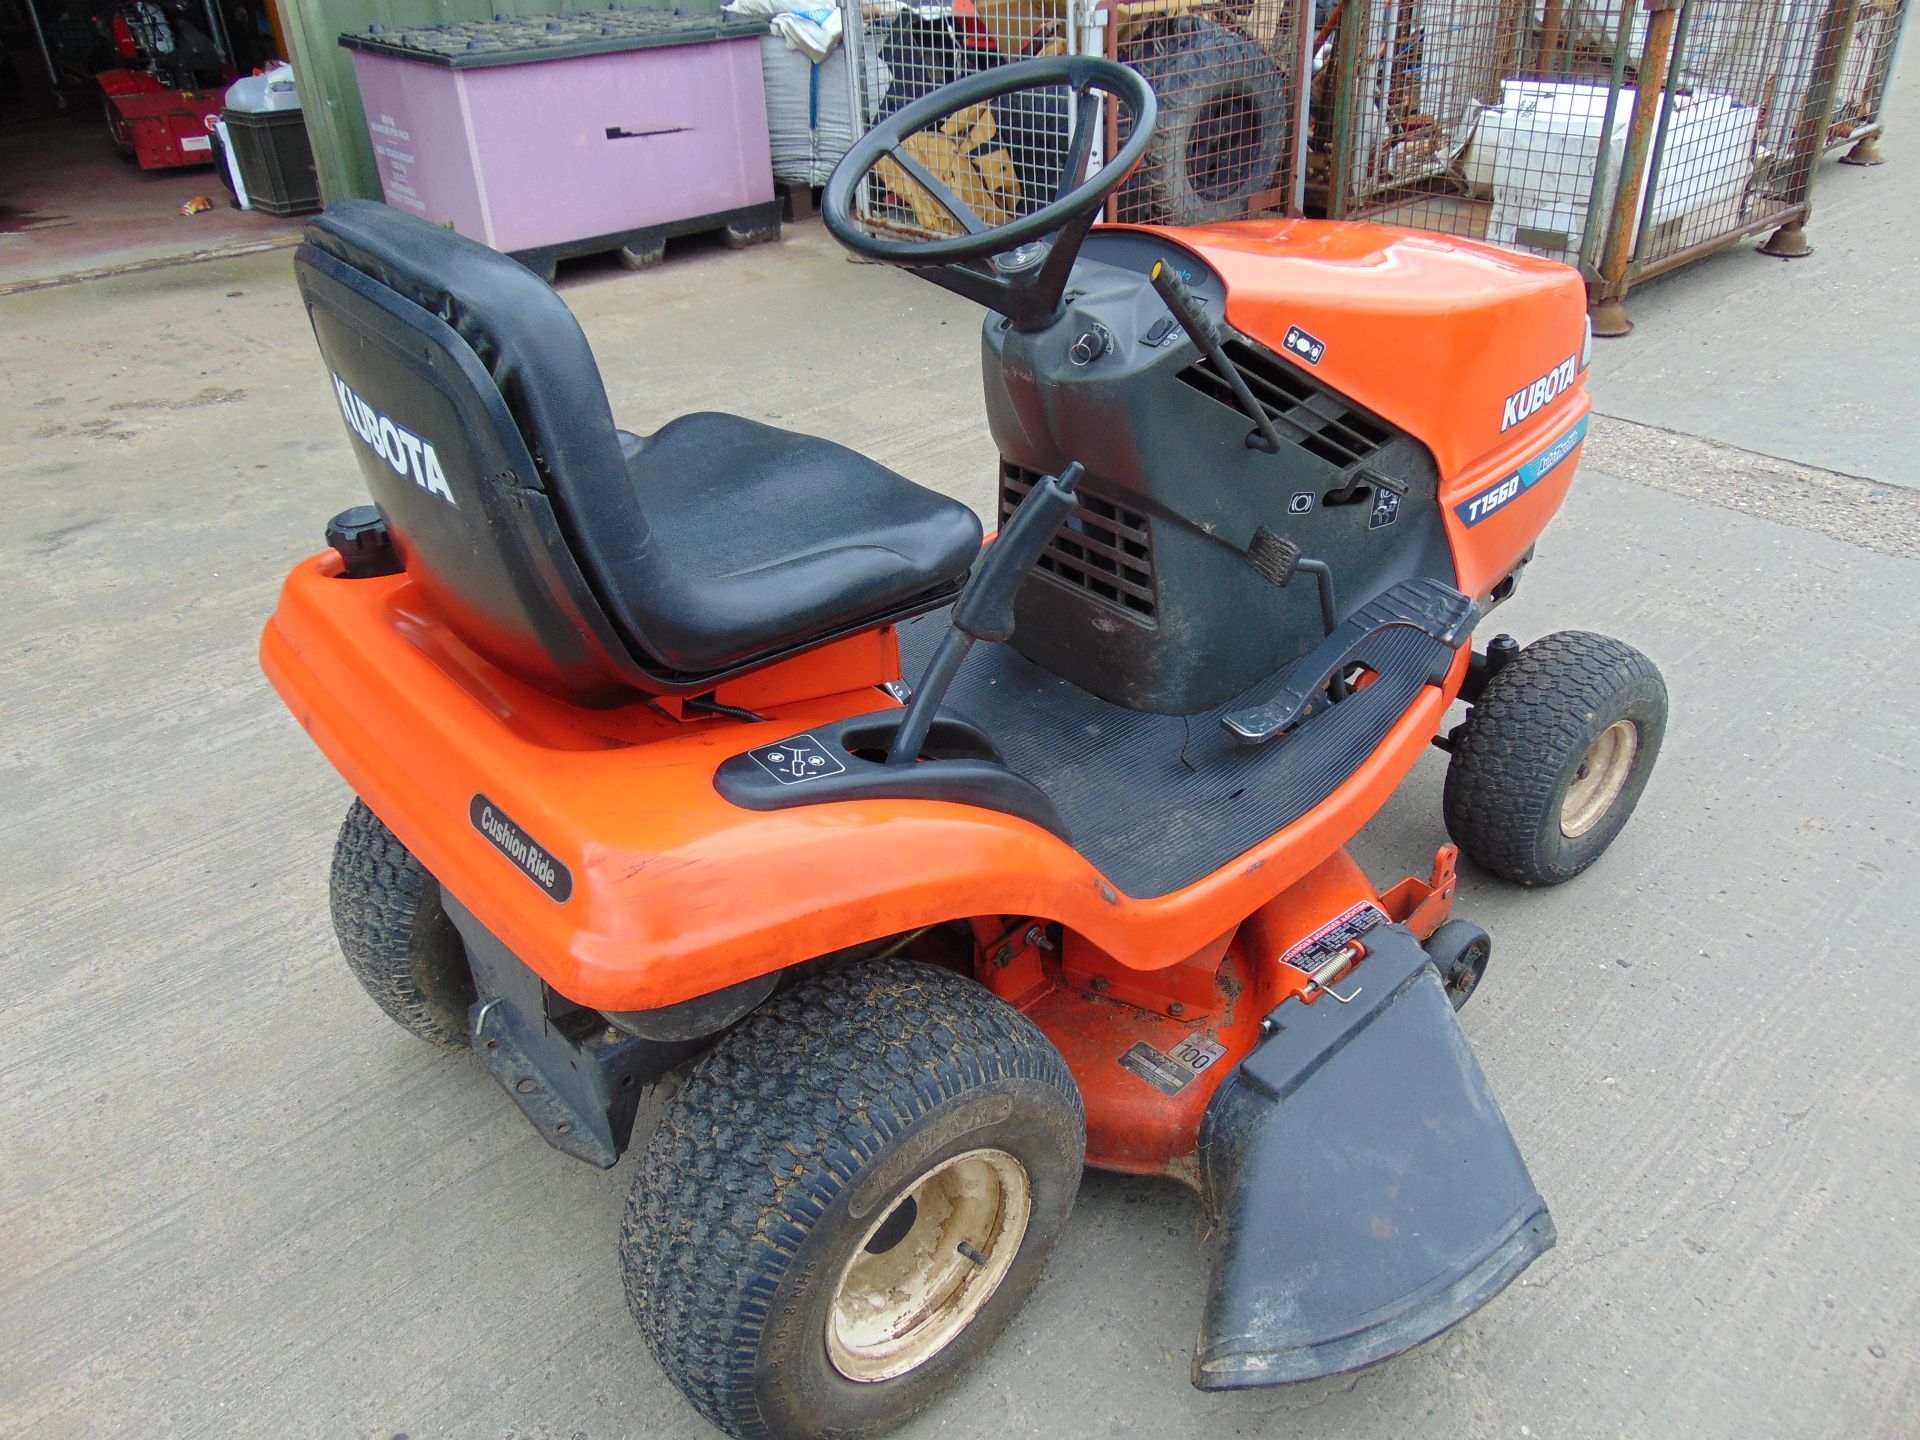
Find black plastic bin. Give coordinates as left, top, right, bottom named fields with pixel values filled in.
left=222, top=109, right=322, bottom=217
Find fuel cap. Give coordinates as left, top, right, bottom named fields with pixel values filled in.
left=326, top=505, right=402, bottom=578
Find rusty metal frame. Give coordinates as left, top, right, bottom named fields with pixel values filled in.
left=1826, top=0, right=1912, bottom=150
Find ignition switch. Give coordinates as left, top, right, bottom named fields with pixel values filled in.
left=1068, top=324, right=1112, bottom=367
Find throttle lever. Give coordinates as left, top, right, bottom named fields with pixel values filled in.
left=1150, top=260, right=1285, bottom=455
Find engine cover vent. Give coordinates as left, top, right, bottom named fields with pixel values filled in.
left=1001, top=462, right=1157, bottom=622
left=1178, top=338, right=1393, bottom=469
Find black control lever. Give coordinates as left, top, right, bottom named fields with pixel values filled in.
left=888, top=462, right=1086, bottom=765
left=1150, top=260, right=1285, bottom=455
left=1247, top=525, right=1338, bottom=634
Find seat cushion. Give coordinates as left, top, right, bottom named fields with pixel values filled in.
left=605, top=413, right=982, bottom=674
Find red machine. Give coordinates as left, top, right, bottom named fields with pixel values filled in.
left=95, top=2, right=233, bottom=169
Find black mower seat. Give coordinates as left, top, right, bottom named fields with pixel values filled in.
left=297, top=199, right=980, bottom=696
left=604, top=412, right=981, bottom=673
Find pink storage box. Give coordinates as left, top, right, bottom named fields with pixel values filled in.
left=341, top=10, right=779, bottom=274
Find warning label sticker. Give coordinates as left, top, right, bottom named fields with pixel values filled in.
left=1278, top=901, right=1389, bottom=974
left=1118, top=1035, right=1227, bottom=1096
left=747, top=733, right=848, bottom=786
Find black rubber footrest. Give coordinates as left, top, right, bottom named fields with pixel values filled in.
left=897, top=599, right=1467, bottom=899
left=1222, top=578, right=1478, bottom=744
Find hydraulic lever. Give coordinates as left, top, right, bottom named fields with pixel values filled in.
left=1150, top=260, right=1285, bottom=454
left=888, top=462, right=1086, bottom=765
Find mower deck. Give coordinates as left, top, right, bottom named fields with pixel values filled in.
left=897, top=587, right=1466, bottom=898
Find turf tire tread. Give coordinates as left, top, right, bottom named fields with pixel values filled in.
left=328, top=799, right=472, bottom=1048
left=621, top=959, right=1083, bottom=1440
left=1443, top=630, right=1666, bottom=886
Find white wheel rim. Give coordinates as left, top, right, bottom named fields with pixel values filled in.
left=825, top=1147, right=1031, bottom=1383
left=1561, top=720, right=1639, bottom=838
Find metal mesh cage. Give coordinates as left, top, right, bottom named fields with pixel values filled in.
left=1827, top=0, right=1910, bottom=146
left=1317, top=0, right=1888, bottom=284
left=1624, top=0, right=1845, bottom=270
left=836, top=0, right=1300, bottom=238
left=839, top=0, right=1093, bottom=239
left=1109, top=0, right=1303, bottom=225
left=832, top=0, right=1899, bottom=307
left=1320, top=0, right=1633, bottom=269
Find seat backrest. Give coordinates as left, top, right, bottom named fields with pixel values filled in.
left=295, top=200, right=651, bottom=703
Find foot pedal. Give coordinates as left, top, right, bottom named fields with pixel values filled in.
left=1246, top=526, right=1301, bottom=588
left=1222, top=578, right=1479, bottom=744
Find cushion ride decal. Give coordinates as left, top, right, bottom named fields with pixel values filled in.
left=471, top=794, right=573, bottom=901
left=1454, top=413, right=1590, bottom=529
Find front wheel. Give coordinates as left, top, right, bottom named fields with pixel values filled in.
left=621, top=959, right=1084, bottom=1440
left=1444, top=631, right=1668, bottom=886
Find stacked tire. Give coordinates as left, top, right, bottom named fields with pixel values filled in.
left=1117, top=17, right=1291, bottom=225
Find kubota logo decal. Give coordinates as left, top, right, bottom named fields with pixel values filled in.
left=332, top=372, right=457, bottom=506
left=1499, top=354, right=1579, bottom=432
left=1455, top=415, right=1589, bottom=528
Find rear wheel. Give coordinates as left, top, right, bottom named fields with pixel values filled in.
left=622, top=959, right=1084, bottom=1440
left=1444, top=631, right=1667, bottom=886
left=329, top=799, right=475, bottom=1048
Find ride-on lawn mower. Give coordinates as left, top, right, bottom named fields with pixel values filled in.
left=263, top=55, right=1666, bottom=1440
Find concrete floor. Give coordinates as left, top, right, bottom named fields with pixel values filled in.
left=4, top=152, right=1918, bottom=1440
left=0, top=112, right=302, bottom=294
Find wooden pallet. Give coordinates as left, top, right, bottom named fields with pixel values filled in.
left=777, top=179, right=823, bottom=222
left=510, top=198, right=782, bottom=281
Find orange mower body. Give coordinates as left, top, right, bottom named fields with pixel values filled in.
left=267, top=127, right=1663, bottom=1431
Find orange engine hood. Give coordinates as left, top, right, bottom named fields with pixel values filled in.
left=1123, top=219, right=1590, bottom=479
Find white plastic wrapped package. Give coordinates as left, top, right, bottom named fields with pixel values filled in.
left=726, top=0, right=841, bottom=59
left=225, top=60, right=301, bottom=114
left=727, top=0, right=886, bottom=185
left=1466, top=81, right=1759, bottom=265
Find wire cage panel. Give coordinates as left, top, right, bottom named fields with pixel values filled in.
left=1321, top=0, right=1898, bottom=285
left=1624, top=0, right=1825, bottom=269
left=839, top=0, right=1095, bottom=240
left=1470, top=78, right=1637, bottom=267
left=1827, top=0, right=1910, bottom=144
left=837, top=0, right=1303, bottom=239
left=1324, top=0, right=1629, bottom=269
left=1333, top=0, right=1533, bottom=212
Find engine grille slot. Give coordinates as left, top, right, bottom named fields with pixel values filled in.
left=1001, top=462, right=1157, bottom=622
left=1178, top=338, right=1392, bottom=468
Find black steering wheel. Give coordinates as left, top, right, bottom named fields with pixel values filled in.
left=824, top=55, right=1157, bottom=328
